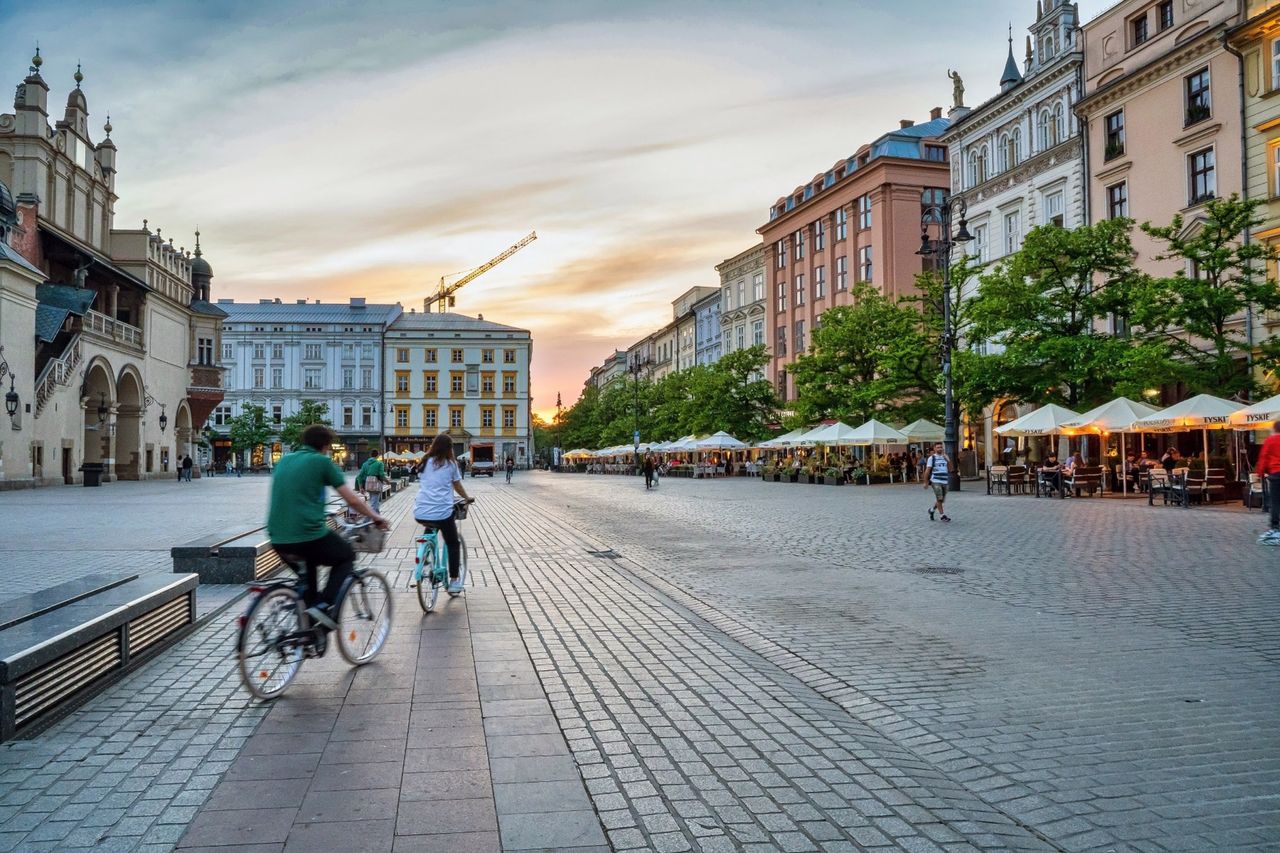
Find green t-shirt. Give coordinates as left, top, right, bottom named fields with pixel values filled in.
left=267, top=446, right=346, bottom=545
left=360, top=458, right=386, bottom=481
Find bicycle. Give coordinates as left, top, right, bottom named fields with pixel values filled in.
left=236, top=515, right=393, bottom=700
left=413, top=499, right=472, bottom=613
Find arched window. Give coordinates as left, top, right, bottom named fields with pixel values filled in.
left=1042, top=36, right=1054, bottom=61
left=1037, top=110, right=1051, bottom=151
left=1010, top=128, right=1022, bottom=167
left=997, top=134, right=1010, bottom=173
left=1053, top=103, right=1065, bottom=146
left=968, top=151, right=979, bottom=188
left=978, top=145, right=989, bottom=183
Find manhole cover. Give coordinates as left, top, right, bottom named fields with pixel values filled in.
left=586, top=549, right=622, bottom=560
left=915, top=566, right=964, bottom=576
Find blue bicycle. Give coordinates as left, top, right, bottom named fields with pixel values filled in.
left=414, top=499, right=472, bottom=613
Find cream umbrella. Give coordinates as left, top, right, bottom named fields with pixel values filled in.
left=758, top=428, right=805, bottom=448
left=994, top=403, right=1082, bottom=437
left=1060, top=397, right=1161, bottom=494
left=899, top=418, right=945, bottom=443
left=694, top=431, right=747, bottom=450
left=1131, top=393, right=1245, bottom=465
left=846, top=419, right=909, bottom=446
left=795, top=421, right=860, bottom=446
left=1231, top=392, right=1280, bottom=429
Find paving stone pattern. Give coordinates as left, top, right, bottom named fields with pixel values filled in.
left=482, top=473, right=1280, bottom=852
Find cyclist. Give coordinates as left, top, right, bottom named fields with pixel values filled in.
left=504, top=455, right=515, bottom=484
left=415, top=433, right=473, bottom=594
left=267, top=425, right=389, bottom=642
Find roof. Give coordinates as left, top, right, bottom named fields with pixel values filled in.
left=866, top=116, right=951, bottom=160
left=37, top=283, right=96, bottom=314
left=0, top=241, right=42, bottom=277
left=218, top=300, right=402, bottom=324
left=36, top=305, right=69, bottom=342
left=387, top=311, right=528, bottom=335
left=189, top=298, right=228, bottom=318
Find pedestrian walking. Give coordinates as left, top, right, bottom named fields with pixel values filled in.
left=505, top=456, right=515, bottom=484
left=1257, top=422, right=1280, bottom=546
left=181, top=454, right=193, bottom=482
left=643, top=454, right=655, bottom=491
left=359, top=450, right=388, bottom=514
left=923, top=442, right=952, bottom=522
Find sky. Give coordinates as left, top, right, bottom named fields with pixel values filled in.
left=3, top=0, right=1113, bottom=419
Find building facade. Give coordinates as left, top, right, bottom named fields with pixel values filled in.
left=671, top=286, right=717, bottom=373
left=586, top=350, right=628, bottom=391
left=938, top=1, right=1086, bottom=466
left=717, top=245, right=767, bottom=368
left=1227, top=0, right=1280, bottom=373
left=758, top=109, right=952, bottom=401
left=692, top=289, right=722, bottom=367
left=212, top=297, right=401, bottom=469
left=383, top=311, right=532, bottom=466
left=0, top=53, right=224, bottom=488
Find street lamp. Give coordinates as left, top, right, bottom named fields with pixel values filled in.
left=158, top=403, right=168, bottom=433
left=917, top=194, right=973, bottom=492
left=554, top=392, right=563, bottom=470
left=627, top=354, right=653, bottom=474
left=0, top=346, right=17, bottom=425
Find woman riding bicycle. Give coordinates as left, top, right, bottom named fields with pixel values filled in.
left=414, top=433, right=473, bottom=594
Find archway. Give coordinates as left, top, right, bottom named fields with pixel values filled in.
left=173, top=401, right=193, bottom=478
left=81, top=357, right=116, bottom=481
left=115, top=367, right=143, bottom=480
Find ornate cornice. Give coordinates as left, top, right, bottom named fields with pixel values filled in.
left=938, top=54, right=1082, bottom=144
left=1077, top=27, right=1227, bottom=115
left=954, top=138, right=1084, bottom=205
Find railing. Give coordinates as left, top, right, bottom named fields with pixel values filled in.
left=34, top=335, right=83, bottom=418
left=83, top=310, right=143, bottom=349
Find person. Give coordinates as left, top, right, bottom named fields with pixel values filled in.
left=505, top=455, right=515, bottom=484
left=1160, top=446, right=1181, bottom=472
left=181, top=454, right=193, bottom=482
left=1040, top=453, right=1063, bottom=496
left=266, top=425, right=388, bottom=650
left=922, top=442, right=952, bottom=522
left=225, top=459, right=232, bottom=477
left=1257, top=422, right=1280, bottom=545
left=359, top=450, right=388, bottom=513
left=643, top=453, right=655, bottom=491
left=414, top=433, right=473, bottom=594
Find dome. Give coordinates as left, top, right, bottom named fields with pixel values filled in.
left=191, top=255, right=213, bottom=277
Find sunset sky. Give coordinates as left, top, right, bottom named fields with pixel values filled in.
left=5, top=0, right=1110, bottom=419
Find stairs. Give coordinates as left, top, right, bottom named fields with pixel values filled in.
left=34, top=335, right=82, bottom=418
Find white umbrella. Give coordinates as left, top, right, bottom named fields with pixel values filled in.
left=1060, top=397, right=1161, bottom=495
left=1231, top=393, right=1280, bottom=430
left=758, top=428, right=805, bottom=448
left=899, top=418, right=944, bottom=443
left=694, top=431, right=747, bottom=450
left=1132, top=393, right=1245, bottom=464
left=994, top=403, right=1082, bottom=437
left=791, top=422, right=856, bottom=446
left=846, top=419, right=909, bottom=446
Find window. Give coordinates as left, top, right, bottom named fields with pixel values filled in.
left=362, top=343, right=375, bottom=359
left=1004, top=211, right=1021, bottom=254
left=794, top=229, right=805, bottom=261
left=1273, top=146, right=1280, bottom=197
left=424, top=408, right=437, bottom=428
left=342, top=406, right=353, bottom=428
left=222, top=343, right=232, bottom=361
left=813, top=219, right=825, bottom=251
left=451, top=349, right=464, bottom=363
left=1271, top=40, right=1280, bottom=92
left=1132, top=14, right=1148, bottom=46
left=1104, top=110, right=1125, bottom=160
left=342, top=343, right=354, bottom=360
left=858, top=194, right=872, bottom=229
left=1107, top=181, right=1129, bottom=219
left=424, top=348, right=437, bottom=363
left=481, top=349, right=495, bottom=363
left=794, top=320, right=805, bottom=353
left=998, top=134, right=1011, bottom=173
left=395, top=372, right=409, bottom=393
left=858, top=246, right=873, bottom=283
left=776, top=281, right=787, bottom=312
left=395, top=407, right=408, bottom=429
left=396, top=348, right=409, bottom=363
left=481, top=408, right=494, bottom=429
left=503, top=373, right=516, bottom=393
left=425, top=372, right=438, bottom=393
left=253, top=343, right=265, bottom=360
left=924, top=144, right=946, bottom=162
left=835, top=207, right=848, bottom=240
left=775, top=326, right=787, bottom=357
left=1052, top=105, right=1064, bottom=146
left=449, top=408, right=463, bottom=429
left=361, top=405, right=373, bottom=428
left=304, top=368, right=321, bottom=389
left=212, top=405, right=231, bottom=426
left=361, top=366, right=372, bottom=389
left=304, top=343, right=322, bottom=360
left=1044, top=192, right=1065, bottom=227
left=1042, top=35, right=1055, bottom=61
left=752, top=273, right=764, bottom=302
left=836, top=256, right=848, bottom=291
left=795, top=274, right=805, bottom=306
left=1185, top=68, right=1211, bottom=125
left=482, top=373, right=495, bottom=393
left=736, top=325, right=746, bottom=351
left=272, top=405, right=282, bottom=424
left=922, top=188, right=946, bottom=224
left=451, top=373, right=464, bottom=393
left=723, top=289, right=732, bottom=313
left=272, top=343, right=283, bottom=360
left=342, top=367, right=353, bottom=389
left=752, top=320, right=764, bottom=346
left=502, top=408, right=515, bottom=429
left=197, top=337, right=213, bottom=366
left=737, top=279, right=746, bottom=307
left=776, top=240, right=787, bottom=268
left=973, top=224, right=988, bottom=262
left=1188, top=147, right=1215, bottom=204
left=1159, top=1, right=1173, bottom=31
left=776, top=370, right=788, bottom=399
left=253, top=367, right=264, bottom=389
left=271, top=367, right=283, bottom=388
left=503, top=349, right=516, bottom=364
left=814, top=265, right=826, bottom=299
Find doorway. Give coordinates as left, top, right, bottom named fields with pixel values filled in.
left=62, top=447, right=72, bottom=485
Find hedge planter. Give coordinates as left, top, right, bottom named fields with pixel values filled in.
left=821, top=476, right=844, bottom=486
left=782, top=473, right=799, bottom=483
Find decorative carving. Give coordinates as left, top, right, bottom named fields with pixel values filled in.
left=948, top=69, right=966, bottom=108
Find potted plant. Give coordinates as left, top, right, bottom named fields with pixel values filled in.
left=821, top=466, right=844, bottom=486
left=762, top=461, right=779, bottom=482
left=803, top=458, right=822, bottom=484
left=848, top=465, right=868, bottom=484
left=1103, top=141, right=1124, bottom=161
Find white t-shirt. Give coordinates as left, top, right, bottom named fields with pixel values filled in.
left=927, top=453, right=949, bottom=484
left=414, top=458, right=461, bottom=522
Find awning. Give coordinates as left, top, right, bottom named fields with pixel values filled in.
left=994, top=404, right=1082, bottom=437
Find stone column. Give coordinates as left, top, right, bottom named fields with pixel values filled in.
left=102, top=406, right=118, bottom=482
left=108, top=284, right=119, bottom=319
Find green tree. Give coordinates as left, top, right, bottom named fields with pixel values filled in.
left=279, top=399, right=332, bottom=449
left=683, top=345, right=779, bottom=440
left=1138, top=194, right=1280, bottom=397
left=227, top=403, right=274, bottom=461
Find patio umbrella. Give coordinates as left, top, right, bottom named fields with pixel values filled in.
left=1131, top=393, right=1245, bottom=464
left=1230, top=392, right=1280, bottom=429
left=792, top=421, right=857, bottom=446
left=694, top=431, right=747, bottom=450
left=1060, top=397, right=1161, bottom=495
left=994, top=403, right=1082, bottom=437
left=757, top=428, right=804, bottom=448
left=899, top=418, right=944, bottom=443
left=846, top=419, right=909, bottom=446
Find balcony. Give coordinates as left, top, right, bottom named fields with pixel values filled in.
left=83, top=309, right=143, bottom=349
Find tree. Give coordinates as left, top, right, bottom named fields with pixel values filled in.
left=1138, top=194, right=1280, bottom=398
left=967, top=219, right=1169, bottom=409
left=279, top=399, right=332, bottom=449
left=227, top=403, right=274, bottom=462
left=683, top=345, right=780, bottom=440
left=531, top=413, right=556, bottom=464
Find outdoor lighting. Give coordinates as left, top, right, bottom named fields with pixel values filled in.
left=1143, top=388, right=1160, bottom=399
left=159, top=403, right=168, bottom=433
left=4, top=375, right=17, bottom=420
left=917, top=194, right=973, bottom=491
left=96, top=392, right=108, bottom=424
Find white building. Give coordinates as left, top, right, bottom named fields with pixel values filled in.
left=212, top=298, right=401, bottom=470
left=936, top=1, right=1086, bottom=465
left=383, top=311, right=533, bottom=467
left=716, top=245, right=767, bottom=369
left=0, top=53, right=225, bottom=487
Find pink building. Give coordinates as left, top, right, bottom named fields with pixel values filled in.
left=757, top=110, right=951, bottom=401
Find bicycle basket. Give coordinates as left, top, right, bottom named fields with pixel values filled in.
left=345, top=524, right=387, bottom=554
left=454, top=501, right=470, bottom=521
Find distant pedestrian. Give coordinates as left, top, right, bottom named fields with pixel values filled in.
left=505, top=456, right=515, bottom=484
left=643, top=454, right=655, bottom=491
left=1257, top=423, right=1280, bottom=546
left=359, top=450, right=388, bottom=513
left=181, top=455, right=193, bottom=482
left=923, top=442, right=952, bottom=522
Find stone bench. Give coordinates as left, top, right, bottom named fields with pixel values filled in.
left=0, top=571, right=198, bottom=740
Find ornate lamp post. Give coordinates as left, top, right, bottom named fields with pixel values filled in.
left=0, top=346, right=18, bottom=428
left=917, top=196, right=973, bottom=491
left=554, top=392, right=563, bottom=470
left=627, top=354, right=653, bottom=474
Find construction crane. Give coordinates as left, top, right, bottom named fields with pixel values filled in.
left=425, top=231, right=537, bottom=313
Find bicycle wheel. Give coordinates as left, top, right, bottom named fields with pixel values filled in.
left=238, top=587, right=306, bottom=700
left=337, top=569, right=393, bottom=665
left=448, top=533, right=468, bottom=596
left=416, top=546, right=441, bottom=613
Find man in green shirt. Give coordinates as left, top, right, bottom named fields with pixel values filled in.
left=268, top=425, right=388, bottom=636
left=358, top=450, right=388, bottom=513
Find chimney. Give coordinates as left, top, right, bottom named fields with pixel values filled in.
left=350, top=297, right=366, bottom=307
left=900, top=119, right=914, bottom=129
left=297, top=299, right=306, bottom=304
left=477, top=313, right=484, bottom=321
left=259, top=298, right=273, bottom=304
left=930, top=106, right=942, bottom=121
left=314, top=299, right=320, bottom=304
left=274, top=298, right=281, bottom=304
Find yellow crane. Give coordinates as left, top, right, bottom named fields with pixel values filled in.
left=425, top=231, right=537, bottom=313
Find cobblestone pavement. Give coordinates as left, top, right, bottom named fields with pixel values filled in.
left=475, top=473, right=1278, bottom=852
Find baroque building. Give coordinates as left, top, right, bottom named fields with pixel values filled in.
left=717, top=245, right=767, bottom=369
left=0, top=52, right=224, bottom=487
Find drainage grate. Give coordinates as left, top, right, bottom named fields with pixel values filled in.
left=915, top=566, right=964, bottom=576
left=586, top=549, right=622, bottom=560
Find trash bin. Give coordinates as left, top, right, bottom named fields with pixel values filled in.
left=80, top=463, right=104, bottom=487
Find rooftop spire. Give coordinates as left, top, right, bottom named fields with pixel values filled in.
left=193, top=228, right=202, bottom=258
left=1000, top=23, right=1024, bottom=92
left=30, top=44, right=42, bottom=75
left=103, top=114, right=112, bottom=137
left=74, top=62, right=82, bottom=89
